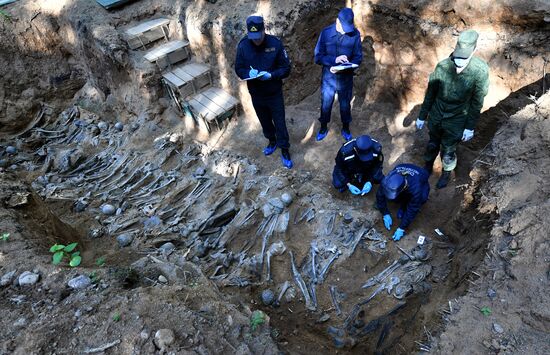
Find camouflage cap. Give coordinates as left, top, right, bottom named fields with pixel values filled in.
left=453, top=30, right=479, bottom=58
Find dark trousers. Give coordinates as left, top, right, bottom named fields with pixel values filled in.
left=320, top=72, right=353, bottom=124
left=251, top=92, right=290, bottom=149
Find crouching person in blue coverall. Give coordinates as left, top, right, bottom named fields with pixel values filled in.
left=235, top=15, right=293, bottom=169
left=314, top=8, right=362, bottom=142
left=332, top=135, right=384, bottom=195
left=376, top=164, right=430, bottom=241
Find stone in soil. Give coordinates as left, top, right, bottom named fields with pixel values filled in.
left=114, top=122, right=124, bottom=131
left=158, top=275, right=168, bottom=284
left=268, top=197, right=285, bottom=213
left=281, top=192, right=293, bottom=206
left=159, top=242, right=176, bottom=254
left=116, top=233, right=133, bottom=247
left=154, top=329, right=175, bottom=349
left=261, top=289, right=275, bottom=305
left=101, top=204, right=116, bottom=215
left=6, top=146, right=17, bottom=155
left=493, top=323, right=504, bottom=334
left=18, top=271, right=39, bottom=286
left=68, top=275, right=92, bottom=289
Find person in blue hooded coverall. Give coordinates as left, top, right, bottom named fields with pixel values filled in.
left=235, top=15, right=293, bottom=169
left=376, top=164, right=430, bottom=241
left=314, top=7, right=362, bottom=142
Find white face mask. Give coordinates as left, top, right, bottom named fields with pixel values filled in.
left=453, top=49, right=475, bottom=73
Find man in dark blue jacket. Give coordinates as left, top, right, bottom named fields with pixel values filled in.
left=376, top=164, right=430, bottom=241
left=235, top=15, right=293, bottom=169
left=314, top=8, right=362, bottom=142
left=332, top=135, right=384, bottom=195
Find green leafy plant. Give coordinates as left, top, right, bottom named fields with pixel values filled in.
left=49, top=243, right=81, bottom=267
left=96, top=256, right=106, bottom=267
left=112, top=312, right=121, bottom=322
left=250, top=310, right=266, bottom=331
left=1, top=233, right=9, bottom=241
left=89, top=271, right=100, bottom=284
left=480, top=306, right=492, bottom=316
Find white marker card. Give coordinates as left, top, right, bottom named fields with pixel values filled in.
left=417, top=235, right=426, bottom=245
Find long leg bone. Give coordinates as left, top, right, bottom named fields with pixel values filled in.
left=329, top=285, right=343, bottom=316
left=318, top=249, right=342, bottom=283
left=290, top=251, right=315, bottom=311
left=273, top=280, right=290, bottom=307
left=362, top=260, right=400, bottom=289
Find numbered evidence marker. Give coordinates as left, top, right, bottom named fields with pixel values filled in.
left=417, top=235, right=426, bottom=245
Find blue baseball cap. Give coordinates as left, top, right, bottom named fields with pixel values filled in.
left=246, top=15, right=265, bottom=40
left=338, top=8, right=355, bottom=33
left=356, top=135, right=374, bottom=162
left=382, top=173, right=406, bottom=200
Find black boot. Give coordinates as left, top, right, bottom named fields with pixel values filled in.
left=424, top=160, right=435, bottom=175
left=436, top=171, right=451, bottom=189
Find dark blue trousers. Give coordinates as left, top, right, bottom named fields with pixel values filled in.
left=251, top=92, right=290, bottom=149
left=320, top=71, right=354, bottom=124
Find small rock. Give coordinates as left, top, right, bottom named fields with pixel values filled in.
left=261, top=289, right=275, bottom=305
left=487, top=288, right=497, bottom=299
left=1, top=270, right=16, bottom=286
left=159, top=242, right=175, bottom=254
left=154, top=329, right=175, bottom=349
left=280, top=193, right=293, bottom=207
left=6, top=146, right=17, bottom=155
left=74, top=309, right=82, bottom=318
left=116, top=233, right=133, bottom=247
left=74, top=198, right=88, bottom=213
left=114, top=122, right=124, bottom=131
left=130, top=122, right=140, bottom=132
left=493, top=323, right=504, bottom=334
left=509, top=239, right=518, bottom=250
left=97, top=121, right=109, bottom=131
left=158, top=275, right=168, bottom=284
left=140, top=330, right=150, bottom=340
left=13, top=317, right=27, bottom=328
left=101, top=204, right=116, bottom=216
left=0, top=159, right=8, bottom=168
left=18, top=271, right=39, bottom=286
left=68, top=275, right=92, bottom=289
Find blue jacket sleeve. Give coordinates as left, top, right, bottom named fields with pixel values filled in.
left=334, top=153, right=351, bottom=185
left=376, top=187, right=390, bottom=216
left=234, top=43, right=249, bottom=80
left=349, top=33, right=363, bottom=66
left=372, top=154, right=384, bottom=183
left=271, top=44, right=291, bottom=80
left=314, top=31, right=336, bottom=67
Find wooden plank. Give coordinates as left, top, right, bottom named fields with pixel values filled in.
left=126, top=18, right=170, bottom=37
left=144, top=40, right=189, bottom=62
left=162, top=72, right=185, bottom=88
left=188, top=99, right=216, bottom=122
left=179, top=63, right=209, bottom=77
left=193, top=93, right=225, bottom=116
left=206, top=88, right=239, bottom=107
left=202, top=88, right=238, bottom=111
left=172, top=67, right=194, bottom=83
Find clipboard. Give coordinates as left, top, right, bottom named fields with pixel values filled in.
left=242, top=72, right=267, bottom=81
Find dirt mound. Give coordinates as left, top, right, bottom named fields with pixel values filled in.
left=434, top=93, right=550, bottom=354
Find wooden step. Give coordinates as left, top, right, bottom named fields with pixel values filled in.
left=96, top=0, right=136, bottom=10
left=162, top=63, right=211, bottom=99
left=144, top=40, right=190, bottom=70
left=125, top=18, right=170, bottom=50
left=188, top=87, right=239, bottom=132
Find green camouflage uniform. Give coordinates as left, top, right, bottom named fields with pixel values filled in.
left=419, top=56, right=489, bottom=171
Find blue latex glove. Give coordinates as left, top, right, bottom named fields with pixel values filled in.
left=258, top=71, right=272, bottom=81
left=383, top=214, right=393, bottom=230
left=347, top=183, right=361, bottom=195
left=416, top=119, right=425, bottom=130
left=249, top=68, right=259, bottom=78
left=462, top=129, right=474, bottom=142
left=392, top=228, right=405, bottom=241
left=361, top=181, right=372, bottom=195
